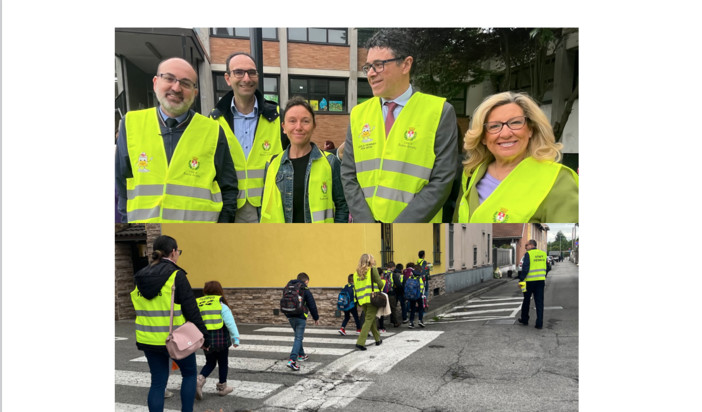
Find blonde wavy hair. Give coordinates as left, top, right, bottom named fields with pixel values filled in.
left=462, top=91, right=563, bottom=176
left=356, top=253, right=374, bottom=280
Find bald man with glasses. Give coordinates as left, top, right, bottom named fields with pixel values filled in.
left=210, top=52, right=289, bottom=223
left=341, top=29, right=458, bottom=223
left=115, top=57, right=238, bottom=223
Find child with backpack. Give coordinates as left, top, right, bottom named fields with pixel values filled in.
left=280, top=273, right=319, bottom=371
left=404, top=266, right=426, bottom=328
left=337, top=274, right=361, bottom=335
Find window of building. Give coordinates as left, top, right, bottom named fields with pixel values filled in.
left=211, top=28, right=278, bottom=40
left=287, top=28, right=347, bottom=45
left=213, top=73, right=279, bottom=105
left=289, top=77, right=346, bottom=112
left=357, top=80, right=373, bottom=104
left=448, top=88, right=467, bottom=117
left=380, top=224, right=394, bottom=267
left=432, top=224, right=441, bottom=265
left=487, top=234, right=491, bottom=263
left=448, top=224, right=454, bottom=269
left=473, top=246, right=478, bottom=267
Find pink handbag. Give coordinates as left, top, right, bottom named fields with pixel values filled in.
left=165, top=283, right=204, bottom=360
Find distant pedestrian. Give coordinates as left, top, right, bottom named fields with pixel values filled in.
left=353, top=254, right=385, bottom=351
left=405, top=266, right=426, bottom=328
left=195, top=281, right=240, bottom=400
left=130, top=235, right=210, bottom=412
left=416, top=250, right=431, bottom=294
left=517, top=239, right=549, bottom=329
left=338, top=274, right=362, bottom=335
left=394, top=263, right=408, bottom=323
left=282, top=273, right=319, bottom=371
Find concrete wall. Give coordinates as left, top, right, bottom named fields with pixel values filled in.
left=444, top=266, right=493, bottom=293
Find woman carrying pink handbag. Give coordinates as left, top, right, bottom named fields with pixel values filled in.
left=130, top=235, right=210, bottom=412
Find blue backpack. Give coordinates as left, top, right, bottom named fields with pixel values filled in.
left=337, top=290, right=354, bottom=311
left=404, top=276, right=421, bottom=300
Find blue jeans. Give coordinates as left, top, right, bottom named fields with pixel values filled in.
left=143, top=349, right=197, bottom=412
left=200, top=348, right=229, bottom=383
left=341, top=306, right=361, bottom=329
left=409, top=299, right=423, bottom=323
left=288, top=316, right=307, bottom=361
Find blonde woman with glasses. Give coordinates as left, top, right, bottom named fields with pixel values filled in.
left=455, top=91, right=578, bottom=223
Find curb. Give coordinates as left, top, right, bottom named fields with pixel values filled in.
left=425, top=278, right=514, bottom=320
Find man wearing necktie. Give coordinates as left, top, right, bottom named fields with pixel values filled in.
left=115, top=57, right=238, bottom=223
left=341, top=29, right=458, bottom=223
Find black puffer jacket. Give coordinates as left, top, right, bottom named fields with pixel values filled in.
left=133, top=259, right=210, bottom=351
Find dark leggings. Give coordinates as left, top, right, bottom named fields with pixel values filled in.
left=200, top=348, right=229, bottom=383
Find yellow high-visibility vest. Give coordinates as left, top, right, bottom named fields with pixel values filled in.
left=196, top=295, right=224, bottom=330
left=525, top=249, right=548, bottom=281
left=260, top=151, right=335, bottom=223
left=125, top=108, right=222, bottom=223
left=214, top=111, right=282, bottom=208
left=131, top=270, right=184, bottom=346
left=350, top=93, right=444, bottom=222
left=458, top=157, right=579, bottom=223
left=353, top=269, right=385, bottom=306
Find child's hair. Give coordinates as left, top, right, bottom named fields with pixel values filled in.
left=203, top=280, right=230, bottom=308
left=297, top=272, right=310, bottom=282
left=396, top=263, right=404, bottom=271
left=347, top=274, right=354, bottom=283
left=406, top=262, right=415, bottom=269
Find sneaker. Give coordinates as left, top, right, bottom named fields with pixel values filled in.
left=195, top=374, right=206, bottom=400
left=402, top=319, right=409, bottom=324
left=409, top=323, right=415, bottom=328
left=297, top=354, right=309, bottom=362
left=356, top=329, right=362, bottom=333
left=379, top=328, right=386, bottom=333
left=338, top=327, right=346, bottom=336
left=164, top=389, right=174, bottom=399
left=419, top=321, right=425, bottom=328
left=287, top=359, right=300, bottom=371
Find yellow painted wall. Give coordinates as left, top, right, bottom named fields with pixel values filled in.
left=392, top=224, right=445, bottom=273
left=162, top=224, right=381, bottom=288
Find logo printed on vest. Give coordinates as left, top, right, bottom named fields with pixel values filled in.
left=189, top=157, right=200, bottom=170
left=404, top=127, right=417, bottom=141
left=262, top=140, right=271, bottom=151
left=321, top=181, right=328, bottom=194
left=493, top=208, right=509, bottom=223
left=360, top=124, right=374, bottom=143
left=137, top=152, right=152, bottom=173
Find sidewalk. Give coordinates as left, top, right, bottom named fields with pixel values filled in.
left=424, top=276, right=516, bottom=320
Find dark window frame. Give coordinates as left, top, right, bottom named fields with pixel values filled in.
left=288, top=76, right=348, bottom=114
left=286, top=28, right=349, bottom=46
left=210, top=27, right=279, bottom=41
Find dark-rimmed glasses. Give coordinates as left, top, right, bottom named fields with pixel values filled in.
left=178, top=250, right=183, bottom=255
left=157, top=73, right=197, bottom=90
left=484, top=116, right=529, bottom=134
left=229, top=69, right=259, bottom=79
left=361, top=57, right=404, bottom=75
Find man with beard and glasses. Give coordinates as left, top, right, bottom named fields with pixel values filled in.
left=209, top=52, right=288, bottom=222
left=115, top=57, right=238, bottom=223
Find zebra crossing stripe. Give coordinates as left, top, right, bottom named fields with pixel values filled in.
left=255, top=327, right=396, bottom=337
left=233, top=344, right=352, bottom=356
left=115, top=370, right=281, bottom=399
left=453, top=302, right=522, bottom=309
left=129, top=355, right=323, bottom=374
left=115, top=402, right=179, bottom=412
left=264, top=330, right=442, bottom=410
left=440, top=308, right=518, bottom=317
left=467, top=297, right=523, bottom=303
left=239, top=334, right=362, bottom=345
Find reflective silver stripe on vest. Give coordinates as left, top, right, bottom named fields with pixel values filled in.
left=362, top=186, right=376, bottom=199
left=526, top=269, right=546, bottom=280
left=135, top=310, right=182, bottom=317
left=356, top=158, right=381, bottom=174
left=248, top=187, right=264, bottom=198
left=236, top=170, right=247, bottom=180
left=247, top=168, right=266, bottom=179
left=312, top=209, right=334, bottom=222
left=200, top=310, right=221, bottom=316
left=375, top=185, right=415, bottom=204
left=135, top=324, right=172, bottom=333
left=203, top=318, right=222, bottom=325
left=381, top=159, right=432, bottom=181
left=128, top=206, right=161, bottom=221
left=166, top=184, right=223, bottom=203
left=237, top=191, right=246, bottom=199
left=162, top=208, right=219, bottom=222
left=128, top=184, right=165, bottom=200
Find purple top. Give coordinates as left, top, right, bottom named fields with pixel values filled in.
left=476, top=172, right=501, bottom=204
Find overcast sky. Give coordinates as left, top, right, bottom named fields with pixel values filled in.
left=546, top=224, right=578, bottom=242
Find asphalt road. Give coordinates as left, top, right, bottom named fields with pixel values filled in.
left=115, top=260, right=579, bottom=411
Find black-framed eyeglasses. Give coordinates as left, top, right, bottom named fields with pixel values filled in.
left=157, top=73, right=197, bottom=90
left=229, top=69, right=259, bottom=79
left=484, top=116, right=529, bottom=134
left=178, top=250, right=183, bottom=255
left=361, top=57, right=404, bottom=75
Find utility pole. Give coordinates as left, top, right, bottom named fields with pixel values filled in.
left=249, top=28, right=264, bottom=93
